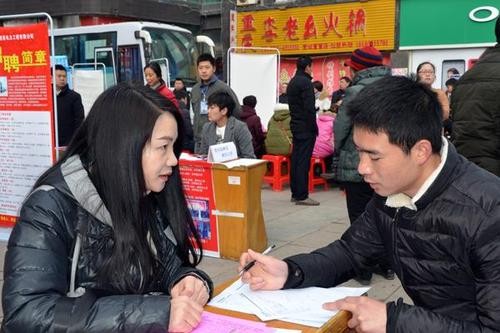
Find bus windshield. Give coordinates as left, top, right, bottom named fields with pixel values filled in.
left=145, top=28, right=199, bottom=87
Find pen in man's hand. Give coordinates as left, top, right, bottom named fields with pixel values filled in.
left=239, top=244, right=276, bottom=276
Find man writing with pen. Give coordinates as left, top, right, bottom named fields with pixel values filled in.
left=238, top=76, right=500, bottom=332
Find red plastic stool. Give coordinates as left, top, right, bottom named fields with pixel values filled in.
left=261, top=154, right=290, bottom=191
left=309, top=156, right=328, bottom=192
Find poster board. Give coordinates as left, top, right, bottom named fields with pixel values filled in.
left=179, top=157, right=220, bottom=257
left=0, top=23, right=54, bottom=227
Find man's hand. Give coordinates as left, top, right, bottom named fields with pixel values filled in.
left=168, top=296, right=203, bottom=333
left=171, top=275, right=209, bottom=306
left=238, top=248, right=288, bottom=290
left=323, top=296, right=387, bottom=333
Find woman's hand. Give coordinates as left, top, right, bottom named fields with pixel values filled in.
left=171, top=275, right=210, bottom=306
left=168, top=296, right=203, bottom=333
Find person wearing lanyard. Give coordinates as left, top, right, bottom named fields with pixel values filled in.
left=191, top=53, right=241, bottom=152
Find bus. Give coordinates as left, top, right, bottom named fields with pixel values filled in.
left=53, top=21, right=215, bottom=89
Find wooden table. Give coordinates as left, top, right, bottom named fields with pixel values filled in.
left=205, top=279, right=351, bottom=332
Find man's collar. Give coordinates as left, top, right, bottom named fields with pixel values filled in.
left=385, top=138, right=448, bottom=211
left=201, top=75, right=218, bottom=87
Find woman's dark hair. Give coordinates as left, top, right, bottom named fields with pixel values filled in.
left=348, top=76, right=442, bottom=155
left=242, top=95, right=257, bottom=108
left=36, top=83, right=202, bottom=293
left=208, top=91, right=235, bottom=117
left=312, top=81, right=323, bottom=92
left=144, top=62, right=166, bottom=86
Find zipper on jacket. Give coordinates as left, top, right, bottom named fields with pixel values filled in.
left=392, top=208, right=404, bottom=282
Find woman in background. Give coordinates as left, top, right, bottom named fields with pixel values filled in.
left=416, top=61, right=450, bottom=120
left=144, top=62, right=179, bottom=109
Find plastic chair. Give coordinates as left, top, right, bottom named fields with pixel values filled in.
left=309, top=156, right=328, bottom=192
left=261, top=154, right=290, bottom=191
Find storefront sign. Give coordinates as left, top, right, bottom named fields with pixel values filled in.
left=236, top=0, right=395, bottom=55
left=400, top=0, right=500, bottom=48
left=469, top=6, right=499, bottom=22
left=0, top=23, right=54, bottom=227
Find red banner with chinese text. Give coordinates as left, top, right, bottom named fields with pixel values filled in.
left=279, top=54, right=391, bottom=96
left=179, top=158, right=220, bottom=257
left=0, top=23, right=54, bottom=227
left=236, top=0, right=396, bottom=55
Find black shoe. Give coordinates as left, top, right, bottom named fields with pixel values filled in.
left=354, top=272, right=372, bottom=285
left=373, top=266, right=396, bottom=280
left=320, top=172, right=336, bottom=180
left=382, top=269, right=395, bottom=280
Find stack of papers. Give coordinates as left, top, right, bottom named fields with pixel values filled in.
left=209, top=279, right=370, bottom=327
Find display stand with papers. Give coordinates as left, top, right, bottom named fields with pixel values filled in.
left=212, top=158, right=268, bottom=260
left=179, top=154, right=268, bottom=259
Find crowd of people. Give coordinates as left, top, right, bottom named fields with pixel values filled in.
left=2, top=16, right=499, bottom=333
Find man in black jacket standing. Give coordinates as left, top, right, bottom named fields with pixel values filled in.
left=239, top=76, right=500, bottom=332
left=287, top=56, right=319, bottom=206
left=451, top=17, right=500, bottom=177
left=54, top=64, right=84, bottom=146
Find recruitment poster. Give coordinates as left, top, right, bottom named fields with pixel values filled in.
left=179, top=158, right=220, bottom=257
left=0, top=23, right=54, bottom=227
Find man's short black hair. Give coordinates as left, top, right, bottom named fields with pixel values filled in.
left=55, top=64, right=67, bottom=72
left=313, top=81, right=323, bottom=92
left=242, top=95, right=257, bottom=108
left=197, top=53, right=216, bottom=67
left=296, top=56, right=312, bottom=71
left=348, top=76, right=442, bottom=154
left=445, top=78, right=458, bottom=87
left=174, top=89, right=187, bottom=100
left=207, top=91, right=235, bottom=117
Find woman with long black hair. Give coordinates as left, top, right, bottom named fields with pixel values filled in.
left=2, top=83, right=212, bottom=332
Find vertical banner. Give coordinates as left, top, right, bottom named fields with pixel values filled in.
left=179, top=159, right=220, bottom=257
left=229, top=10, right=237, bottom=48
left=0, top=23, right=54, bottom=227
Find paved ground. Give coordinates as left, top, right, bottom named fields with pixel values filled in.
left=198, top=184, right=411, bottom=305
left=0, top=183, right=411, bottom=322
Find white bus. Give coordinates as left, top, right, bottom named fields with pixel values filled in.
left=53, top=21, right=215, bottom=88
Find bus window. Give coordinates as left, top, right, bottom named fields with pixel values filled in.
left=145, top=28, right=199, bottom=87
left=118, top=46, right=142, bottom=83
left=55, top=32, right=117, bottom=69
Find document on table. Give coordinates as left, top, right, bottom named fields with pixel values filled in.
left=209, top=279, right=369, bottom=328
left=192, top=312, right=275, bottom=333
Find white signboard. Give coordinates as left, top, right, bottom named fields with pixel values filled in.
left=207, top=142, right=238, bottom=163
left=73, top=69, right=105, bottom=116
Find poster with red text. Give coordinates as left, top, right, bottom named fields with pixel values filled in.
left=0, top=23, right=54, bottom=227
left=279, top=54, right=390, bottom=96
left=179, top=158, right=219, bottom=257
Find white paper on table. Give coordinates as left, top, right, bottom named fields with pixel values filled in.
left=244, top=286, right=370, bottom=324
left=209, top=279, right=369, bottom=327
left=209, top=280, right=274, bottom=318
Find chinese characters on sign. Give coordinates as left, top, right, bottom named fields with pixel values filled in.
left=236, top=0, right=395, bottom=55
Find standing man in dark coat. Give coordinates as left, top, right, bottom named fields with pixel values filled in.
left=287, top=56, right=319, bottom=206
left=54, top=64, right=84, bottom=146
left=451, top=17, right=500, bottom=177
